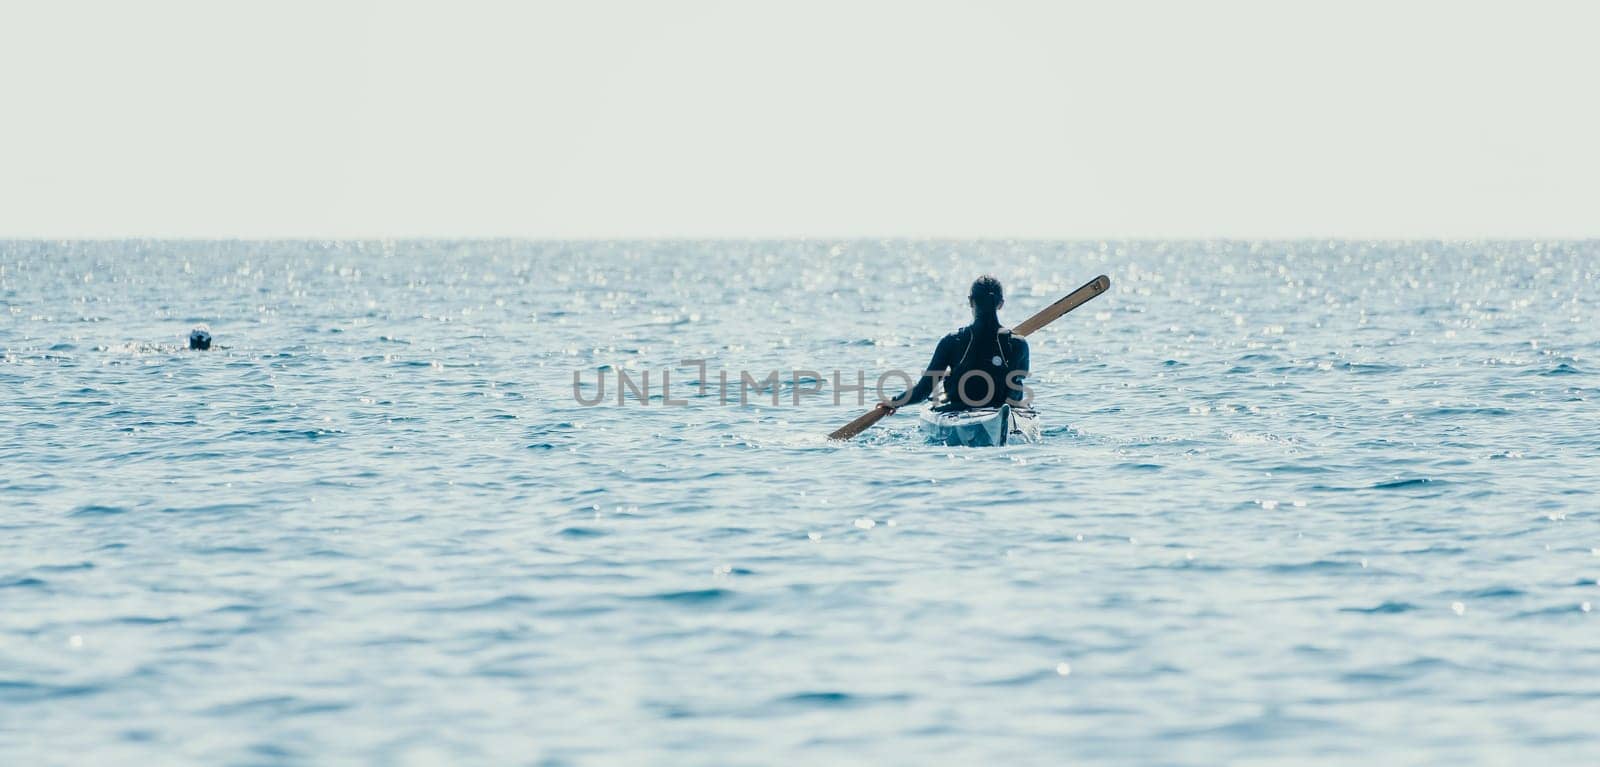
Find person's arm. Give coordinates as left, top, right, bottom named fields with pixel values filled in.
left=884, top=335, right=957, bottom=412
left=1006, top=336, right=1030, bottom=402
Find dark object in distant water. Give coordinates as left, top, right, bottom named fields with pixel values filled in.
left=188, top=327, right=212, bottom=350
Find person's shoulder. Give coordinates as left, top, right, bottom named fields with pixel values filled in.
left=942, top=326, right=970, bottom=343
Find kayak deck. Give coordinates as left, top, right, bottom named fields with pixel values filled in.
left=918, top=403, right=1041, bottom=447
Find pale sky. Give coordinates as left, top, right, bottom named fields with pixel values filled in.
left=2, top=0, right=1597, bottom=238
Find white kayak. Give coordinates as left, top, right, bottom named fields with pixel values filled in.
left=918, top=403, right=1041, bottom=447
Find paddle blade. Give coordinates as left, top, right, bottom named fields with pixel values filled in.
left=1011, top=274, right=1110, bottom=337
left=828, top=407, right=889, bottom=441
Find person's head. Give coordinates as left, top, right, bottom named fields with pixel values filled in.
left=968, top=275, right=1004, bottom=322
left=188, top=326, right=212, bottom=351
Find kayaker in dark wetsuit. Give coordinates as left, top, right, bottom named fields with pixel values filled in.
left=880, top=275, right=1030, bottom=415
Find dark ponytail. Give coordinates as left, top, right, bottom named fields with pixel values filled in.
left=956, top=275, right=1010, bottom=406
left=969, top=275, right=1003, bottom=329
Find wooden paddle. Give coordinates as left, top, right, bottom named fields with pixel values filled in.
left=827, top=274, right=1111, bottom=441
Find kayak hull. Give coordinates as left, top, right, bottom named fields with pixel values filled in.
left=918, top=404, right=1041, bottom=447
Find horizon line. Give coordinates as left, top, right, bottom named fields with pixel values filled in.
left=4, top=235, right=1598, bottom=244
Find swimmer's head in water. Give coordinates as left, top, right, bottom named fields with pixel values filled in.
left=188, top=326, right=212, bottom=350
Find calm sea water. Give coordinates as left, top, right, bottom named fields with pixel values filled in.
left=2, top=240, right=1597, bottom=765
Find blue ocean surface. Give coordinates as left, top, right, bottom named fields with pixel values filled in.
left=1, top=240, right=1597, bottom=765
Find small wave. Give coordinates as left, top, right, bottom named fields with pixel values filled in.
left=430, top=594, right=539, bottom=613
left=1511, top=603, right=1598, bottom=619
left=69, top=504, right=129, bottom=517
left=0, top=577, right=48, bottom=590
left=191, top=545, right=267, bottom=555
left=1165, top=709, right=1337, bottom=741
left=1115, top=462, right=1164, bottom=472
left=1397, top=545, right=1467, bottom=556
left=159, top=504, right=258, bottom=515
left=1419, top=406, right=1513, bottom=417
left=770, top=691, right=909, bottom=709
left=1460, top=586, right=1524, bottom=599
left=1340, top=657, right=1466, bottom=684
left=0, top=680, right=100, bottom=703
left=1265, top=560, right=1364, bottom=574
left=636, top=588, right=733, bottom=604
left=34, top=561, right=94, bottom=573
left=1338, top=601, right=1418, bottom=614
left=205, top=695, right=350, bottom=717
left=974, top=670, right=1055, bottom=687
left=557, top=526, right=606, bottom=538
left=1371, top=477, right=1438, bottom=490
left=1341, top=361, right=1404, bottom=374
left=115, top=615, right=180, bottom=625
left=1266, top=463, right=1331, bottom=474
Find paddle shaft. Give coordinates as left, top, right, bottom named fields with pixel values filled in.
left=827, top=274, right=1111, bottom=441
left=1011, top=275, right=1111, bottom=337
